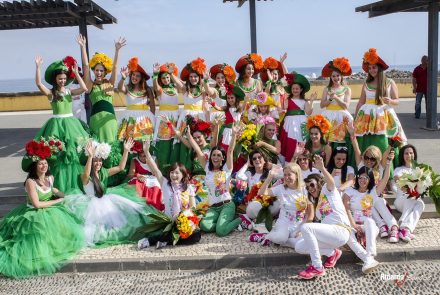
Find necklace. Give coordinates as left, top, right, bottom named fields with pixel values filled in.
left=190, top=85, right=202, bottom=98
left=238, top=79, right=256, bottom=93
left=163, top=85, right=177, bottom=96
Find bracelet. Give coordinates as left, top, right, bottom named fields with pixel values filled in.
left=122, top=76, right=126, bottom=81
left=152, top=73, right=159, bottom=80
left=203, top=78, right=209, bottom=84
left=265, top=80, right=273, bottom=86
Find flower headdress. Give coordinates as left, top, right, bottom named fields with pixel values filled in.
left=362, top=48, right=389, bottom=72
left=251, top=92, right=276, bottom=107
left=90, top=52, right=113, bottom=73
left=191, top=120, right=212, bottom=137
left=321, top=57, right=352, bottom=77
left=62, top=56, right=78, bottom=79
left=159, top=63, right=179, bottom=76
left=44, top=57, right=78, bottom=85
left=235, top=53, right=264, bottom=74
left=22, top=139, right=55, bottom=172
left=260, top=57, right=285, bottom=82
left=77, top=139, right=111, bottom=160
left=306, top=115, right=331, bottom=135
left=128, top=57, right=150, bottom=80
left=181, top=57, right=207, bottom=81
left=130, top=141, right=144, bottom=154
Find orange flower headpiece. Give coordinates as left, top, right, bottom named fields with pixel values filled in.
left=235, top=53, right=264, bottom=74
left=128, top=57, right=150, bottom=80
left=181, top=57, right=207, bottom=81
left=306, top=115, right=331, bottom=135
left=321, top=57, right=352, bottom=77
left=260, top=57, right=285, bottom=82
left=210, top=63, right=236, bottom=83
left=159, top=63, right=179, bottom=76
left=362, top=48, right=389, bottom=72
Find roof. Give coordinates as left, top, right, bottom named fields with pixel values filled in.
left=356, top=0, right=440, bottom=18
left=0, top=0, right=117, bottom=30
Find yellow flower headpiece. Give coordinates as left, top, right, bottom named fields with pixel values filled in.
left=90, top=52, right=113, bottom=73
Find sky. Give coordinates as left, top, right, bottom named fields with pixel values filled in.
left=0, top=0, right=434, bottom=80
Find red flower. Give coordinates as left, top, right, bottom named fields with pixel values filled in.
left=225, top=83, right=234, bottom=96
left=284, top=73, right=294, bottom=85
left=48, top=140, right=55, bottom=145
left=63, top=56, right=77, bottom=79
left=58, top=146, right=63, bottom=151
left=55, top=141, right=61, bottom=146
left=130, top=141, right=143, bottom=153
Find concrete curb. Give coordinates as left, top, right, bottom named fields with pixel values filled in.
left=59, top=247, right=440, bottom=274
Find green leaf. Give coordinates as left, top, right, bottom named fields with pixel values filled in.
left=172, top=229, right=180, bottom=245
left=265, top=212, right=273, bottom=231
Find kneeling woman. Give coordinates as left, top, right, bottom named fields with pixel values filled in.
left=65, top=139, right=155, bottom=247
left=0, top=141, right=84, bottom=278
left=192, top=124, right=243, bottom=236
left=295, top=155, right=378, bottom=279
left=137, top=141, right=201, bottom=248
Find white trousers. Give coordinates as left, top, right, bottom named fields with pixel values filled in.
left=399, top=198, right=425, bottom=232
left=354, top=217, right=379, bottom=256
left=246, top=200, right=281, bottom=220
left=295, top=223, right=350, bottom=269
left=346, top=231, right=374, bottom=263
left=265, top=217, right=302, bottom=248
left=372, top=197, right=398, bottom=229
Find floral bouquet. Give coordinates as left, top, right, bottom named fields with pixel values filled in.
left=238, top=123, right=258, bottom=150
left=397, top=165, right=434, bottom=199
left=388, top=136, right=405, bottom=148
left=255, top=194, right=277, bottom=231
left=175, top=209, right=200, bottom=239
left=45, top=136, right=65, bottom=156
left=24, top=139, right=52, bottom=162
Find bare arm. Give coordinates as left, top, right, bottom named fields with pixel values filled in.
left=304, top=92, right=317, bottom=115
left=117, top=67, right=129, bottom=94
left=35, top=56, right=51, bottom=96
left=70, top=62, right=88, bottom=96
left=109, top=37, right=126, bottom=86
left=338, top=174, right=355, bottom=192
left=76, top=35, right=93, bottom=89
left=142, top=141, right=164, bottom=183
left=26, top=179, right=64, bottom=209
left=258, top=170, right=275, bottom=196
left=355, top=85, right=366, bottom=115
left=108, top=138, right=134, bottom=176
left=347, top=122, right=362, bottom=166
left=187, top=128, right=207, bottom=168
left=226, top=124, right=239, bottom=171
left=332, top=88, right=351, bottom=109
left=314, top=155, right=335, bottom=192
left=305, top=203, right=315, bottom=222
left=343, top=193, right=360, bottom=231
left=320, top=88, right=331, bottom=108
left=81, top=142, right=95, bottom=185
left=376, top=151, right=394, bottom=195
left=255, top=139, right=281, bottom=155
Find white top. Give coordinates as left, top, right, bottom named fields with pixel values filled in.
left=333, top=166, right=355, bottom=188
left=357, top=162, right=384, bottom=183
left=271, top=185, right=308, bottom=223
left=344, top=187, right=380, bottom=223
left=159, top=90, right=178, bottom=105
left=245, top=171, right=263, bottom=188
left=126, top=91, right=148, bottom=106
left=204, top=164, right=232, bottom=205
left=315, top=186, right=350, bottom=226
left=83, top=181, right=96, bottom=197
left=183, top=92, right=204, bottom=107
left=161, top=179, right=195, bottom=219
left=228, top=107, right=242, bottom=122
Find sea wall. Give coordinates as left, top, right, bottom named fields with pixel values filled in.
left=0, top=79, right=437, bottom=112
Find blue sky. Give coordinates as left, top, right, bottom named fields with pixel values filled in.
left=0, top=0, right=433, bottom=79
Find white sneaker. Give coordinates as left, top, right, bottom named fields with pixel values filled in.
left=362, top=258, right=380, bottom=274
left=137, top=238, right=150, bottom=250
left=236, top=224, right=244, bottom=232
left=156, top=241, right=168, bottom=249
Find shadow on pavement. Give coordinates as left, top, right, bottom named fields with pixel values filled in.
left=394, top=113, right=440, bottom=139
left=0, top=128, right=39, bottom=157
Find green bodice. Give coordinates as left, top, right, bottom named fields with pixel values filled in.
left=90, top=83, right=113, bottom=105
left=51, top=90, right=73, bottom=115
left=26, top=179, right=53, bottom=205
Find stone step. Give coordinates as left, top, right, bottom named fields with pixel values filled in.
left=391, top=203, right=440, bottom=219
left=383, top=194, right=433, bottom=205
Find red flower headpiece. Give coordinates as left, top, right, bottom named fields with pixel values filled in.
left=191, top=120, right=212, bottom=137
left=130, top=141, right=144, bottom=154
left=25, top=139, right=52, bottom=161
left=225, top=83, right=235, bottom=96
left=62, top=56, right=77, bottom=79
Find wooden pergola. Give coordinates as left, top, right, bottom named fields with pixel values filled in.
left=356, top=0, right=439, bottom=130
left=223, top=0, right=273, bottom=53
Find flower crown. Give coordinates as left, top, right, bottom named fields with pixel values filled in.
left=90, top=52, right=113, bottom=73
left=130, top=141, right=144, bottom=154
left=191, top=120, right=212, bottom=137
left=363, top=48, right=379, bottom=65
left=263, top=57, right=278, bottom=70
left=24, top=139, right=52, bottom=162
left=128, top=57, right=140, bottom=72
left=247, top=53, right=263, bottom=71
left=306, top=115, right=331, bottom=135
left=159, top=63, right=178, bottom=76
left=62, top=56, right=78, bottom=79
left=77, top=138, right=111, bottom=159
left=331, top=57, right=351, bottom=74
left=222, top=64, right=236, bottom=83
left=188, top=57, right=206, bottom=76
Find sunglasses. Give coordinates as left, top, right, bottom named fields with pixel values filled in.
left=336, top=146, right=348, bottom=151
left=364, top=155, right=377, bottom=162
left=305, top=182, right=316, bottom=190
left=252, top=155, right=263, bottom=161
left=297, top=157, right=308, bottom=162
left=358, top=175, right=370, bottom=181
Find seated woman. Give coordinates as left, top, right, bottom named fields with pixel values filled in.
left=190, top=124, right=244, bottom=236
left=0, top=140, right=84, bottom=278
left=127, top=141, right=163, bottom=211
left=252, top=163, right=313, bottom=247
left=137, top=141, right=201, bottom=249
left=292, top=149, right=321, bottom=180
left=327, top=146, right=355, bottom=192
left=64, top=139, right=156, bottom=247
left=254, top=119, right=281, bottom=164
left=295, top=155, right=379, bottom=279
left=393, top=144, right=425, bottom=242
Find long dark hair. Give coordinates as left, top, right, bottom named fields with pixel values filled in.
left=208, top=146, right=227, bottom=171
left=51, top=69, right=68, bottom=102
left=91, top=158, right=104, bottom=198
left=366, top=64, right=387, bottom=105
left=128, top=72, right=147, bottom=92
left=223, top=94, right=242, bottom=113
left=247, top=150, right=269, bottom=181
left=185, top=72, right=202, bottom=94
left=166, top=162, right=190, bottom=192
left=327, top=146, right=349, bottom=183
left=327, top=70, right=345, bottom=88
left=24, top=160, right=52, bottom=186
left=354, top=166, right=375, bottom=193
left=305, top=126, right=327, bottom=153
left=398, top=144, right=418, bottom=167
left=304, top=173, right=325, bottom=205
left=158, top=72, right=172, bottom=88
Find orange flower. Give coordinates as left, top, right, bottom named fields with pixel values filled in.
left=264, top=57, right=278, bottom=70
left=190, top=57, right=206, bottom=76
left=306, top=114, right=331, bottom=135
left=223, top=65, right=236, bottom=83
left=363, top=48, right=379, bottom=65
left=249, top=53, right=263, bottom=70
left=160, top=63, right=178, bottom=76
left=332, top=57, right=351, bottom=74
left=128, top=57, right=139, bottom=72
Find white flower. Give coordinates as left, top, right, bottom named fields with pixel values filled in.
left=94, top=142, right=111, bottom=160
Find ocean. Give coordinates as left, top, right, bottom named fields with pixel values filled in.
left=0, top=65, right=418, bottom=94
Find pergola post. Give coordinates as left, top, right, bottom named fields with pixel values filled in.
left=249, top=0, right=257, bottom=53
left=427, top=1, right=439, bottom=130
left=78, top=14, right=91, bottom=124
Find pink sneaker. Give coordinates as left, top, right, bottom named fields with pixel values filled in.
left=323, top=249, right=342, bottom=268
left=249, top=233, right=266, bottom=243
left=399, top=228, right=411, bottom=242
left=388, top=226, right=399, bottom=243
left=298, top=265, right=326, bottom=280
left=379, top=225, right=389, bottom=238
left=239, top=214, right=253, bottom=230
left=261, top=239, right=272, bottom=246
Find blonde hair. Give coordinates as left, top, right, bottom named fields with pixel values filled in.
left=283, top=163, right=304, bottom=190
left=362, top=145, right=382, bottom=170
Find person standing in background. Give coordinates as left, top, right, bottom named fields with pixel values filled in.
left=412, top=55, right=428, bottom=119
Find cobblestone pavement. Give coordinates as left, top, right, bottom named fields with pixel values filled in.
left=1, top=260, right=439, bottom=295
left=76, top=219, right=440, bottom=260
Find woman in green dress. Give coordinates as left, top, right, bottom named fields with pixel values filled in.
left=78, top=34, right=125, bottom=144
left=31, top=52, right=89, bottom=192
left=0, top=141, right=84, bottom=278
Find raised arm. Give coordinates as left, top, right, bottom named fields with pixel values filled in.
left=314, top=155, right=335, bottom=192
left=226, top=123, right=239, bottom=171
left=117, top=67, right=129, bottom=94
left=202, top=70, right=216, bottom=97
left=152, top=62, right=162, bottom=95
left=142, top=141, right=164, bottom=183
left=355, top=84, right=366, bottom=115
left=320, top=87, right=331, bottom=108
left=35, top=56, right=51, bottom=96
left=109, top=37, right=126, bottom=86
left=187, top=128, right=207, bottom=168
left=168, top=64, right=185, bottom=92
left=210, top=116, right=222, bottom=148
left=264, top=69, right=274, bottom=94
left=70, top=62, right=88, bottom=96
left=280, top=52, right=288, bottom=76
left=108, top=138, right=133, bottom=177
left=26, top=179, right=64, bottom=209
left=376, top=150, right=394, bottom=195
left=258, top=168, right=276, bottom=196
left=347, top=122, right=362, bottom=166
left=81, top=141, right=95, bottom=185
left=76, top=34, right=92, bottom=89
left=304, top=92, right=316, bottom=116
